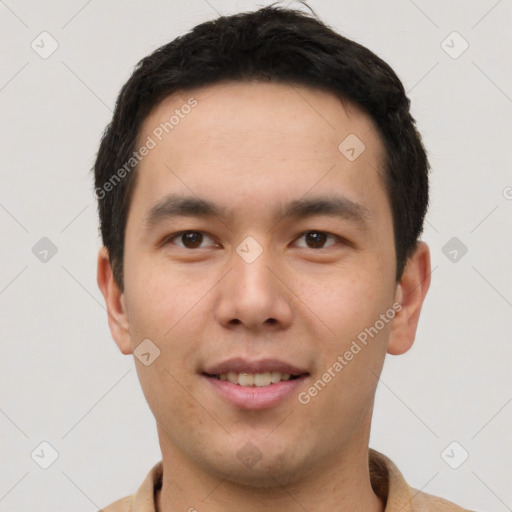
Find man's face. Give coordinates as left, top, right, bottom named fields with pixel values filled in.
left=114, top=81, right=403, bottom=485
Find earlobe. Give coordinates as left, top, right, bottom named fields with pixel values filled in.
left=96, top=246, right=133, bottom=355
left=387, top=242, right=431, bottom=356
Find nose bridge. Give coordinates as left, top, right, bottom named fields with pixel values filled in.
left=215, top=235, right=293, bottom=330
left=232, top=236, right=278, bottom=304
left=235, top=238, right=274, bottom=293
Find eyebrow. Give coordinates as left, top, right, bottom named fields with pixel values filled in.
left=144, top=193, right=370, bottom=230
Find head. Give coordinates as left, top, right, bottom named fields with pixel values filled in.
left=95, top=4, right=429, bottom=290
left=95, top=3, right=431, bottom=492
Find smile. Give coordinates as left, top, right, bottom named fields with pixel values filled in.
left=207, top=371, right=301, bottom=387
left=202, top=372, right=309, bottom=410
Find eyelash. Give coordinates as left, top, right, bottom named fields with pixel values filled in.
left=163, top=230, right=344, bottom=250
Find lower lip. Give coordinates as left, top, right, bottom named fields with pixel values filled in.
left=203, top=374, right=308, bottom=410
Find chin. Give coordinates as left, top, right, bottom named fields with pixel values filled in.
left=200, top=444, right=312, bottom=489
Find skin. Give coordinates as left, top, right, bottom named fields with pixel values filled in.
left=97, top=81, right=431, bottom=512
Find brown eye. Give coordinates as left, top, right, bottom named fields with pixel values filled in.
left=295, top=231, right=338, bottom=249
left=181, top=232, right=203, bottom=248
left=166, top=231, right=216, bottom=249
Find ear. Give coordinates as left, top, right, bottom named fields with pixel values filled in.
left=387, top=241, right=431, bottom=356
left=96, top=246, right=133, bottom=355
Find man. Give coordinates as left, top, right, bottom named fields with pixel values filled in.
left=94, top=4, right=474, bottom=511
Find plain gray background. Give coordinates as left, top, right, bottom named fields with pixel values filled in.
left=1, top=0, right=511, bottom=510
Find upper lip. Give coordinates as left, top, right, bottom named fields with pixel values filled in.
left=203, top=357, right=309, bottom=376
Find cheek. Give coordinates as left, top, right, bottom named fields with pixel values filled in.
left=123, top=275, right=207, bottom=418
left=293, top=264, right=395, bottom=400
left=135, top=359, right=209, bottom=445
left=300, top=282, right=392, bottom=423
left=297, top=265, right=392, bottom=336
left=126, top=269, right=209, bottom=428
left=124, top=255, right=205, bottom=338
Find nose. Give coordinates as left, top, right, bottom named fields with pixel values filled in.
left=214, top=241, right=293, bottom=332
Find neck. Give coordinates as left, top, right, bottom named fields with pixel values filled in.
left=155, top=407, right=384, bottom=512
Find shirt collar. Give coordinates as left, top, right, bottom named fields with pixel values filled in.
left=129, top=448, right=416, bottom=511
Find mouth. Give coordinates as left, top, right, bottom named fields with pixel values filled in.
left=201, top=357, right=310, bottom=409
left=201, top=363, right=310, bottom=409
left=203, top=371, right=305, bottom=387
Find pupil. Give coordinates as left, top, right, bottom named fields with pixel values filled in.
left=183, top=232, right=202, bottom=248
left=306, top=232, right=326, bottom=248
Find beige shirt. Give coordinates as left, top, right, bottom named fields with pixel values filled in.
left=101, top=449, right=474, bottom=511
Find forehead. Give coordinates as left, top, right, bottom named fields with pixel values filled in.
left=130, top=80, right=389, bottom=227
left=139, top=80, right=384, bottom=159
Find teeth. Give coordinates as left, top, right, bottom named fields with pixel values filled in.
left=216, top=371, right=294, bottom=386
left=254, top=372, right=271, bottom=387
left=238, top=373, right=254, bottom=386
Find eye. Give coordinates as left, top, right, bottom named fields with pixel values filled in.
left=165, top=231, right=217, bottom=249
left=294, top=231, right=340, bottom=249
left=163, top=230, right=343, bottom=250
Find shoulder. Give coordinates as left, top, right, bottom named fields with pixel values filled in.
left=99, top=495, right=134, bottom=511
left=369, top=448, right=475, bottom=512
left=98, top=461, right=162, bottom=511
left=409, top=487, right=475, bottom=511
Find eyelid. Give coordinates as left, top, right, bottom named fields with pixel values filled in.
left=163, top=229, right=346, bottom=250
left=163, top=230, right=218, bottom=248
left=292, top=230, right=340, bottom=248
